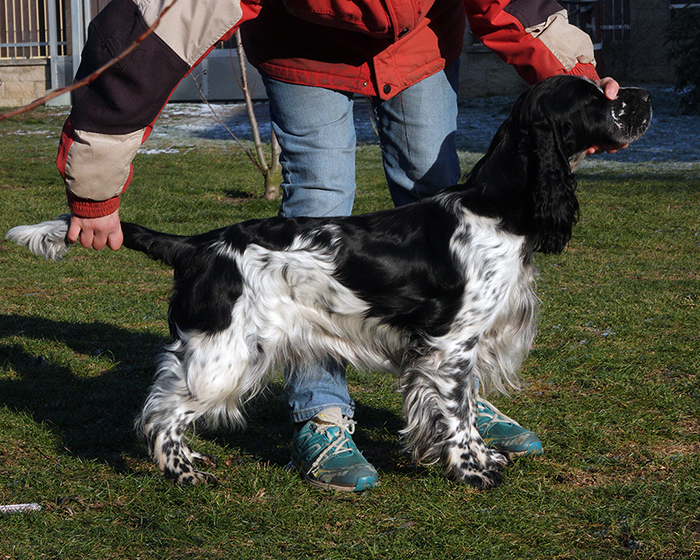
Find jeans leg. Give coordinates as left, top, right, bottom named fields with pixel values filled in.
left=373, top=60, right=461, bottom=207
left=263, top=75, right=357, bottom=219
left=285, top=361, right=355, bottom=424
left=262, top=75, right=356, bottom=422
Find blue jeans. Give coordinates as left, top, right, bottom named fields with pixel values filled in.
left=263, top=61, right=461, bottom=423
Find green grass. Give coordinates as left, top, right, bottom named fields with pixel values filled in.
left=0, top=106, right=698, bottom=559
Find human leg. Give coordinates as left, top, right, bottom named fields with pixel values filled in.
left=262, top=75, right=378, bottom=490
left=262, top=74, right=357, bottom=421
left=372, top=59, right=461, bottom=207
left=263, top=75, right=357, bottom=219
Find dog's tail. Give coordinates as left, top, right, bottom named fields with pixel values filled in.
left=6, top=214, right=73, bottom=261
left=6, top=214, right=193, bottom=268
left=121, top=222, right=194, bottom=268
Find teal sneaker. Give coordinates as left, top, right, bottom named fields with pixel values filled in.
left=289, top=407, right=379, bottom=492
left=476, top=398, right=543, bottom=458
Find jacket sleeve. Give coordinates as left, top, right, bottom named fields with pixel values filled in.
left=57, top=0, right=262, bottom=218
left=465, top=0, right=599, bottom=85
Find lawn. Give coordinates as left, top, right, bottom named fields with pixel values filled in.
left=0, top=105, right=698, bottom=559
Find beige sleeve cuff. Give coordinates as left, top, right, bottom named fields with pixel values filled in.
left=137, top=0, right=244, bottom=66
left=525, top=10, right=596, bottom=72
left=63, top=128, right=144, bottom=201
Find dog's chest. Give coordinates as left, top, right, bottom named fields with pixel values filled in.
left=450, top=214, right=534, bottom=325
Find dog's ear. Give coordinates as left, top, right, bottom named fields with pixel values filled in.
left=528, top=122, right=580, bottom=254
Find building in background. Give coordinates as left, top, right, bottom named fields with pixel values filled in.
left=461, top=0, right=681, bottom=96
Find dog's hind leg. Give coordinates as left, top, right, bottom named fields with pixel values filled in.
left=135, top=346, right=218, bottom=484
left=399, top=345, right=507, bottom=488
left=136, top=334, right=271, bottom=485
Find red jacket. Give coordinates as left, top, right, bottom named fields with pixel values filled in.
left=241, top=0, right=467, bottom=100
left=58, top=0, right=599, bottom=218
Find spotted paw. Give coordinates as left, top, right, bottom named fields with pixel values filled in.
left=192, top=452, right=218, bottom=468
left=166, top=463, right=219, bottom=486
left=447, top=448, right=507, bottom=488
left=190, top=469, right=219, bottom=486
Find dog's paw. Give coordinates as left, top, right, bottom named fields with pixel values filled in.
left=191, top=451, right=218, bottom=469
left=456, top=469, right=503, bottom=489
left=164, top=461, right=219, bottom=486
left=186, top=469, right=219, bottom=486
left=160, top=443, right=219, bottom=485
left=447, top=448, right=507, bottom=489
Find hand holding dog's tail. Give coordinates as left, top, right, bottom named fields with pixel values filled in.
left=7, top=215, right=195, bottom=269
left=6, top=214, right=73, bottom=261
left=67, top=211, right=124, bottom=251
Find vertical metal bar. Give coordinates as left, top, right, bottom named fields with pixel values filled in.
left=58, top=0, right=64, bottom=55
left=70, top=0, right=83, bottom=78
left=17, top=0, right=23, bottom=57
left=22, top=0, right=28, bottom=57
left=47, top=0, right=59, bottom=88
left=30, top=0, right=38, bottom=57
left=18, top=0, right=23, bottom=57
left=83, top=0, right=90, bottom=38
left=1, top=2, right=7, bottom=58
left=8, top=0, right=15, bottom=58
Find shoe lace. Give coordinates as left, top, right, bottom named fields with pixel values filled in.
left=309, top=417, right=357, bottom=472
left=477, top=398, right=519, bottom=429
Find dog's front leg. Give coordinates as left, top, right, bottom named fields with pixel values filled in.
left=399, top=348, right=507, bottom=488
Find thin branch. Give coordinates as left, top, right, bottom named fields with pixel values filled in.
left=192, top=77, right=265, bottom=175
left=0, top=0, right=179, bottom=121
left=234, top=30, right=268, bottom=172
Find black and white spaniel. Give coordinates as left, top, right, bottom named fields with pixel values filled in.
left=7, top=75, right=652, bottom=487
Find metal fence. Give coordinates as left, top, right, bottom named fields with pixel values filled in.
left=598, top=0, right=631, bottom=43
left=0, top=0, right=110, bottom=60
left=0, top=0, right=67, bottom=58
left=0, top=0, right=110, bottom=90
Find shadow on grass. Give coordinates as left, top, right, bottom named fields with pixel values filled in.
left=0, top=314, right=164, bottom=474
left=0, top=313, right=409, bottom=478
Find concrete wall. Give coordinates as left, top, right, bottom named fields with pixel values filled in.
left=0, top=59, right=49, bottom=107
left=459, top=47, right=528, bottom=98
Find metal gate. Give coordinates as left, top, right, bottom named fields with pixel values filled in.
left=0, top=0, right=103, bottom=90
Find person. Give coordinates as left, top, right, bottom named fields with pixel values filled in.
left=57, top=0, right=623, bottom=492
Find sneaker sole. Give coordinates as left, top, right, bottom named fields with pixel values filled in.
left=492, top=441, right=544, bottom=459
left=290, top=459, right=379, bottom=492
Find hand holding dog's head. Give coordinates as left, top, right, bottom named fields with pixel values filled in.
left=481, top=75, right=652, bottom=255
left=513, top=75, right=652, bottom=161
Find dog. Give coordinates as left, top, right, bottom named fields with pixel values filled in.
left=6, top=75, right=651, bottom=488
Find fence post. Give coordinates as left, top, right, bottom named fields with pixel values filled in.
left=70, top=0, right=85, bottom=79
left=47, top=0, right=59, bottom=89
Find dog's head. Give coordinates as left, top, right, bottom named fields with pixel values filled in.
left=471, top=75, right=652, bottom=254
left=513, top=74, right=652, bottom=168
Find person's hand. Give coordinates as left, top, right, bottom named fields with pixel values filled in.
left=587, top=77, right=628, bottom=155
left=598, top=76, right=620, bottom=101
left=67, top=210, right=124, bottom=251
